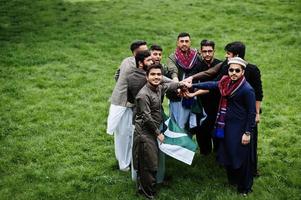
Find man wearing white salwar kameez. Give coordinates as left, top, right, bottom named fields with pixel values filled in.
left=107, top=41, right=147, bottom=171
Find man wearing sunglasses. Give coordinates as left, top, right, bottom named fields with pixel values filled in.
left=184, top=41, right=263, bottom=177
left=185, top=57, right=256, bottom=196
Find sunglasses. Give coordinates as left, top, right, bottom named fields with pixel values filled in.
left=228, top=68, right=241, bottom=73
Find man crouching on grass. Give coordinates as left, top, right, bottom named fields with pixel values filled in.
left=132, top=63, right=186, bottom=199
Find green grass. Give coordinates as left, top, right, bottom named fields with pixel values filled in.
left=1, top=0, right=301, bottom=199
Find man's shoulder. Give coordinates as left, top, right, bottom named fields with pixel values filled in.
left=246, top=62, right=259, bottom=69
left=129, top=68, right=145, bottom=76
left=213, top=58, right=222, bottom=64
left=168, top=53, right=176, bottom=60
left=243, top=80, right=255, bottom=92
left=128, top=69, right=146, bottom=87
left=136, top=84, right=148, bottom=97
left=122, top=56, right=135, bottom=62
left=120, top=56, right=135, bottom=68
left=246, top=63, right=261, bottom=74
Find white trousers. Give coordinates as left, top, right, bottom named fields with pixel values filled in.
left=107, top=104, right=133, bottom=170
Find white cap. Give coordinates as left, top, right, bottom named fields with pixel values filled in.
left=228, top=57, right=248, bottom=68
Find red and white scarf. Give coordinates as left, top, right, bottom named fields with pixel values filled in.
left=175, top=48, right=197, bottom=70
left=214, top=75, right=246, bottom=138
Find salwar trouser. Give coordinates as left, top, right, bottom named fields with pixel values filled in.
left=137, top=139, right=158, bottom=198
left=252, top=125, right=258, bottom=175
left=226, top=156, right=253, bottom=193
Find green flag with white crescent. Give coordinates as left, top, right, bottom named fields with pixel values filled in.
left=158, top=117, right=197, bottom=165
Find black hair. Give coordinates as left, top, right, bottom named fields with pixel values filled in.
left=200, top=39, right=215, bottom=49
left=150, top=44, right=163, bottom=52
left=224, top=41, right=246, bottom=59
left=130, top=40, right=147, bottom=52
left=177, top=32, right=190, bottom=40
left=135, top=50, right=151, bottom=68
left=146, top=63, right=163, bottom=76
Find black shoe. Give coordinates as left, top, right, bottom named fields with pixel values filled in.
left=238, top=189, right=253, bottom=197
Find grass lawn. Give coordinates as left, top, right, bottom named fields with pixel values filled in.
left=0, top=0, right=300, bottom=199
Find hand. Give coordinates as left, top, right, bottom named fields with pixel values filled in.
left=176, top=88, right=182, bottom=96
left=183, top=91, right=195, bottom=98
left=180, top=80, right=192, bottom=88
left=241, top=133, right=251, bottom=145
left=183, top=76, right=193, bottom=84
left=172, top=77, right=179, bottom=82
left=178, top=88, right=187, bottom=97
left=179, top=80, right=192, bottom=88
left=183, top=89, right=209, bottom=98
left=255, top=113, right=260, bottom=124
left=157, top=133, right=165, bottom=144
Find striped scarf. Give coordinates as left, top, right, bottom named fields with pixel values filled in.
left=214, top=75, right=246, bottom=138
left=175, top=48, right=197, bottom=70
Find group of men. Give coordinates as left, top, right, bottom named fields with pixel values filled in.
left=107, top=32, right=263, bottom=198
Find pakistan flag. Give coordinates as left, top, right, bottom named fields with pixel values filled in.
left=159, top=117, right=197, bottom=165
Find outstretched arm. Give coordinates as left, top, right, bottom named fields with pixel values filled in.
left=183, top=89, right=209, bottom=98
left=183, top=62, right=223, bottom=84
left=192, top=81, right=218, bottom=90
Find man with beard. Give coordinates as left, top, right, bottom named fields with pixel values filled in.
left=107, top=40, right=147, bottom=172
left=150, top=44, right=171, bottom=79
left=184, top=42, right=263, bottom=176
left=196, top=39, right=222, bottom=155
left=186, top=57, right=256, bottom=196
left=166, top=32, right=203, bottom=131
left=133, top=63, right=186, bottom=199
left=127, top=50, right=153, bottom=106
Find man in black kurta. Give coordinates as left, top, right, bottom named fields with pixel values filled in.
left=132, top=64, right=183, bottom=199
left=194, top=40, right=222, bottom=155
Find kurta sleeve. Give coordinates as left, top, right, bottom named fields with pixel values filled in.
left=244, top=88, right=256, bottom=133
left=162, top=75, right=172, bottom=83
left=114, top=68, right=120, bottom=81
left=192, top=81, right=218, bottom=90
left=162, top=81, right=180, bottom=93
left=167, top=55, right=178, bottom=79
left=192, top=62, right=222, bottom=81
left=136, top=95, right=161, bottom=136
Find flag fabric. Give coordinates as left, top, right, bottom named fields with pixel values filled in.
left=158, top=117, right=197, bottom=165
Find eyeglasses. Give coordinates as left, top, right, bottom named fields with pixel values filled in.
left=228, top=68, right=241, bottom=73
left=201, top=50, right=213, bottom=54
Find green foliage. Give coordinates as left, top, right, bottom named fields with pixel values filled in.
left=1, top=0, right=300, bottom=199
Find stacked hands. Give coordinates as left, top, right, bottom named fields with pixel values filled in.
left=177, top=77, right=209, bottom=98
